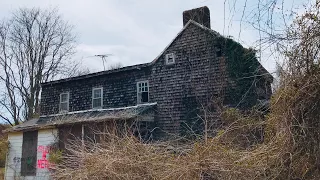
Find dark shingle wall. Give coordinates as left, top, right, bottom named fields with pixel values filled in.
left=41, top=67, right=151, bottom=115
left=149, top=23, right=226, bottom=137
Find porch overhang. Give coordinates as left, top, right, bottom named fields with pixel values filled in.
left=4, top=102, right=157, bottom=133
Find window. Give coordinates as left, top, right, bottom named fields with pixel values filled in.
left=216, top=44, right=222, bottom=57
left=92, top=87, right=103, bottom=109
left=165, top=53, right=175, bottom=65
left=21, top=130, right=38, bottom=176
left=59, top=92, right=69, bottom=112
left=137, top=81, right=149, bottom=104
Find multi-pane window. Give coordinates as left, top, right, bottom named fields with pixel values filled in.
left=92, top=87, right=103, bottom=109
left=165, top=53, right=175, bottom=65
left=137, top=81, right=149, bottom=104
left=59, top=92, right=69, bottom=112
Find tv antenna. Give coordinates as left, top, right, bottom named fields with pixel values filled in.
left=94, top=54, right=113, bottom=70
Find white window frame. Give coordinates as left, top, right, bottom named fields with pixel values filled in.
left=137, top=81, right=149, bottom=104
left=59, top=92, right=69, bottom=113
left=165, top=53, right=175, bottom=65
left=92, top=87, right=103, bottom=109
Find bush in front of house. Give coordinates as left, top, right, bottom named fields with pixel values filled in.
left=47, top=107, right=268, bottom=180
left=0, top=125, right=8, bottom=168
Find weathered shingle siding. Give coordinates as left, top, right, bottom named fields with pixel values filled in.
left=150, top=23, right=227, bottom=137
left=41, top=67, right=151, bottom=115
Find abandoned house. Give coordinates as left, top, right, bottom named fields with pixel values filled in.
left=3, top=6, right=272, bottom=179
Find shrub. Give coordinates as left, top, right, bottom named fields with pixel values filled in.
left=219, top=108, right=264, bottom=149
left=0, top=168, right=4, bottom=180
left=0, top=125, right=8, bottom=168
left=0, top=140, right=8, bottom=168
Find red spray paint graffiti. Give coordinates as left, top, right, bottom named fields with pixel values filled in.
left=37, top=145, right=50, bottom=169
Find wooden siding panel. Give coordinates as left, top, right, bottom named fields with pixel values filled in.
left=5, top=132, right=23, bottom=179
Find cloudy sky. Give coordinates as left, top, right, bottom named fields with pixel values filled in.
left=0, top=0, right=311, bottom=74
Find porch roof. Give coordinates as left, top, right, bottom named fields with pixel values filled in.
left=4, top=102, right=157, bottom=133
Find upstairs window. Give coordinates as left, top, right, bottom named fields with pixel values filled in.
left=165, top=53, right=175, bottom=65
left=137, top=81, right=149, bottom=104
left=60, top=92, right=69, bottom=113
left=92, top=87, right=103, bottom=109
left=216, top=44, right=222, bottom=57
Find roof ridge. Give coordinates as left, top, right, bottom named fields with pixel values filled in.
left=42, top=62, right=150, bottom=86
left=43, top=20, right=222, bottom=86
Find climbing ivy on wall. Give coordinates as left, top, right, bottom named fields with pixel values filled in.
left=219, top=37, right=261, bottom=108
left=179, top=31, right=263, bottom=139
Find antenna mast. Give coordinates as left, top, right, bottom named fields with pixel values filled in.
left=94, top=54, right=113, bottom=70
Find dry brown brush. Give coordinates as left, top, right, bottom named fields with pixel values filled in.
left=50, top=79, right=320, bottom=180
left=51, top=132, right=267, bottom=180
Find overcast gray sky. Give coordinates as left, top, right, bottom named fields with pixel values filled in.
left=0, top=0, right=310, bottom=74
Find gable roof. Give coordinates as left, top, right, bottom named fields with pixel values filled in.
left=150, top=20, right=221, bottom=64
left=41, top=20, right=221, bottom=87
left=41, top=20, right=272, bottom=86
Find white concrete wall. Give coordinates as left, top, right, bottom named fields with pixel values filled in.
left=5, top=129, right=58, bottom=180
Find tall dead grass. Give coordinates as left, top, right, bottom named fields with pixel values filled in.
left=51, top=133, right=265, bottom=179
left=47, top=103, right=284, bottom=180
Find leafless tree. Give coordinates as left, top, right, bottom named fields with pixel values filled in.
left=0, top=8, right=80, bottom=125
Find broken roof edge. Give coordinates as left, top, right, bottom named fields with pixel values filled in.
left=3, top=116, right=135, bottom=133
left=3, top=102, right=157, bottom=133
left=40, top=102, right=157, bottom=118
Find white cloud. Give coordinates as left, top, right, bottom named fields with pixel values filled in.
left=0, top=0, right=310, bottom=74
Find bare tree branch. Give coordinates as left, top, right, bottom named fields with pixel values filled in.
left=0, top=7, right=82, bottom=125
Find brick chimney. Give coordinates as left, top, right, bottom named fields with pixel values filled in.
left=183, top=6, right=211, bottom=29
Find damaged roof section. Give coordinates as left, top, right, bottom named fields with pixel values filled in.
left=4, top=103, right=157, bottom=133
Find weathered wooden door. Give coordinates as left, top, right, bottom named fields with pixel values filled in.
left=21, top=130, right=38, bottom=176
